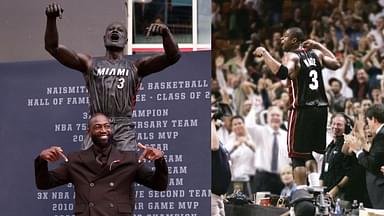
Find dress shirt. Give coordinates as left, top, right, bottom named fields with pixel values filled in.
left=251, top=125, right=291, bottom=174
left=225, top=133, right=256, bottom=181
left=92, top=145, right=112, bottom=166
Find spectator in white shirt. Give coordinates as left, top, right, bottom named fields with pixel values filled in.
left=225, top=115, right=256, bottom=196
left=249, top=106, right=291, bottom=195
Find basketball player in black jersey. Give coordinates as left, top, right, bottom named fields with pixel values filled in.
left=254, top=27, right=340, bottom=209
left=45, top=3, right=181, bottom=151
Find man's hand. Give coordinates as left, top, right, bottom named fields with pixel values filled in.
left=328, top=186, right=339, bottom=199
left=215, top=55, right=225, bottom=68
left=341, top=138, right=352, bottom=155
left=302, top=39, right=320, bottom=49
left=346, top=54, right=355, bottom=63
left=231, top=140, right=242, bottom=152
left=381, top=166, right=384, bottom=175
left=253, top=47, right=267, bottom=57
left=237, top=136, right=248, bottom=144
left=344, top=134, right=362, bottom=154
left=137, top=143, right=164, bottom=163
left=145, top=23, right=170, bottom=37
left=40, top=146, right=67, bottom=162
left=45, top=3, right=64, bottom=19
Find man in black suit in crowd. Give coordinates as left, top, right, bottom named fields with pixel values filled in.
left=347, top=104, right=384, bottom=209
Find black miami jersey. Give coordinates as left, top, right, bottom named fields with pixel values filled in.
left=287, top=49, right=328, bottom=158
left=84, top=57, right=142, bottom=117
left=288, top=49, right=328, bottom=109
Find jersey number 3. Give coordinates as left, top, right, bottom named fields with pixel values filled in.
left=308, top=70, right=319, bottom=90
left=117, top=78, right=125, bottom=89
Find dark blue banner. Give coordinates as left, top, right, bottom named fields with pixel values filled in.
left=0, top=51, right=211, bottom=215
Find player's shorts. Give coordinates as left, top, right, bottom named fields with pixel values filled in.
left=82, top=117, right=137, bottom=151
left=287, top=106, right=327, bottom=159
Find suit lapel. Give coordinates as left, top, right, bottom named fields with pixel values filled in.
left=107, top=146, right=122, bottom=169
left=79, top=146, right=133, bottom=182
left=79, top=148, right=103, bottom=179
left=90, top=146, right=123, bottom=182
left=372, top=127, right=384, bottom=146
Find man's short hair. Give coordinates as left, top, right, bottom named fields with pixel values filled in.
left=231, top=115, right=244, bottom=123
left=88, top=113, right=109, bottom=127
left=366, top=104, right=384, bottom=123
left=328, top=77, right=343, bottom=88
left=294, top=200, right=315, bottom=216
left=288, top=27, right=305, bottom=43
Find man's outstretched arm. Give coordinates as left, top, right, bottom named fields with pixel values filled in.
left=35, top=146, right=70, bottom=190
left=44, top=3, right=91, bottom=73
left=136, top=24, right=181, bottom=77
left=303, top=39, right=341, bottom=70
left=135, top=144, right=168, bottom=191
left=254, top=47, right=298, bottom=79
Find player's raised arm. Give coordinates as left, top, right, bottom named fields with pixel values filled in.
left=44, top=3, right=91, bottom=73
left=254, top=47, right=297, bottom=79
left=135, top=23, right=181, bottom=77
left=303, top=39, right=341, bottom=70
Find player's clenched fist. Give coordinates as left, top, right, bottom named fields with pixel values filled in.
left=253, top=47, right=267, bottom=57
left=45, top=3, right=64, bottom=18
left=146, top=23, right=170, bottom=37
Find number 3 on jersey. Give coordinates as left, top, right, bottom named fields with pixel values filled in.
left=117, top=78, right=125, bottom=89
left=308, top=70, right=319, bottom=90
